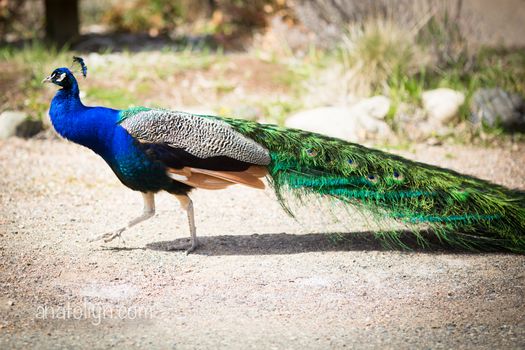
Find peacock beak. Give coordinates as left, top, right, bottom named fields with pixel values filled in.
left=42, top=76, right=52, bottom=83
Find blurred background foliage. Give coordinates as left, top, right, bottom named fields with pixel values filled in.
left=0, top=0, right=524, bottom=144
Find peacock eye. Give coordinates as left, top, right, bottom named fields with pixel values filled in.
left=346, top=158, right=358, bottom=168
left=55, top=72, right=66, bottom=82
left=367, top=174, right=378, bottom=183
left=392, top=171, right=404, bottom=181
left=306, top=149, right=317, bottom=157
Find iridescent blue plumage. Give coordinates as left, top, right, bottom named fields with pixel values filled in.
left=47, top=67, right=183, bottom=194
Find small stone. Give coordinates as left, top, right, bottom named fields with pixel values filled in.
left=470, top=88, right=525, bottom=131
left=232, top=105, right=261, bottom=121
left=351, top=95, right=391, bottom=120
left=178, top=106, right=215, bottom=116
left=357, top=114, right=391, bottom=138
left=0, top=111, right=44, bottom=139
left=285, top=101, right=392, bottom=142
left=404, top=119, right=449, bottom=141
left=285, top=106, right=361, bottom=142
left=426, top=137, right=443, bottom=146
left=0, top=111, right=27, bottom=139
left=422, top=88, right=465, bottom=124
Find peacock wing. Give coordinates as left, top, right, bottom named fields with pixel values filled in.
left=119, top=108, right=271, bottom=166
left=119, top=108, right=270, bottom=189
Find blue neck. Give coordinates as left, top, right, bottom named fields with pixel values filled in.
left=51, top=85, right=83, bottom=113
left=49, top=83, right=120, bottom=157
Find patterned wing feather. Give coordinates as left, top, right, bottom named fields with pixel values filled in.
left=120, top=108, right=270, bottom=166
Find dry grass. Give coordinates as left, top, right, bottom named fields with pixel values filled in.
left=339, top=20, right=420, bottom=97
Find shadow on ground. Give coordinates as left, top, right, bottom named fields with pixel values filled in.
left=138, top=231, right=512, bottom=256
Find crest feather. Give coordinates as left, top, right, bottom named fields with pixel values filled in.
left=72, top=56, right=87, bottom=78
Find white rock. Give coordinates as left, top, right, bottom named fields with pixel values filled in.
left=357, top=114, right=391, bottom=137
left=285, top=107, right=360, bottom=142
left=422, top=88, right=465, bottom=124
left=0, top=111, right=28, bottom=140
left=179, top=106, right=216, bottom=116
left=285, top=104, right=392, bottom=142
left=351, top=95, right=391, bottom=120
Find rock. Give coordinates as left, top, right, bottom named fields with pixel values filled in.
left=285, top=101, right=392, bottom=142
left=357, top=114, right=391, bottom=137
left=231, top=105, right=261, bottom=121
left=470, top=88, right=525, bottom=130
left=18, top=119, right=44, bottom=138
left=426, top=137, right=443, bottom=146
left=0, top=111, right=44, bottom=140
left=285, top=107, right=360, bottom=142
left=403, top=118, right=450, bottom=142
left=351, top=95, right=391, bottom=120
left=0, top=111, right=26, bottom=139
left=179, top=106, right=215, bottom=116
left=422, top=88, right=465, bottom=124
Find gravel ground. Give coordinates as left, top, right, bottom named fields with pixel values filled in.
left=0, top=138, right=524, bottom=349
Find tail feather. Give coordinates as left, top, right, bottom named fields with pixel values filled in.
left=211, top=115, right=525, bottom=252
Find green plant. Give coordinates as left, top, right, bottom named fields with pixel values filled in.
left=85, top=87, right=137, bottom=109
left=0, top=41, right=70, bottom=118
left=255, top=98, right=302, bottom=125
left=338, top=19, right=422, bottom=97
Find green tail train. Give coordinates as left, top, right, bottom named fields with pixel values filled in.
left=214, top=116, right=525, bottom=252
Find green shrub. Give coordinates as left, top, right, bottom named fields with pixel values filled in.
left=337, top=19, right=428, bottom=97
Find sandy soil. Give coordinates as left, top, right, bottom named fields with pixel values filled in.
left=0, top=137, right=524, bottom=349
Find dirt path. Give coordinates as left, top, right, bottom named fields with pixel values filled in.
left=1, top=138, right=524, bottom=349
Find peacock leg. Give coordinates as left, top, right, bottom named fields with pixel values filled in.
left=88, top=192, right=155, bottom=243
left=169, top=194, right=199, bottom=254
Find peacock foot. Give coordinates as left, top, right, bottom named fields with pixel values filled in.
left=167, top=239, right=199, bottom=255
left=87, top=228, right=126, bottom=243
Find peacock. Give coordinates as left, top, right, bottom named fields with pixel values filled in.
left=43, top=57, right=525, bottom=253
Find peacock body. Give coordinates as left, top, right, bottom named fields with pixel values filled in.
left=44, top=58, right=525, bottom=253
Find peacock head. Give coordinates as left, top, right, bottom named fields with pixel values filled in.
left=42, top=56, right=87, bottom=90
left=42, top=67, right=77, bottom=89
